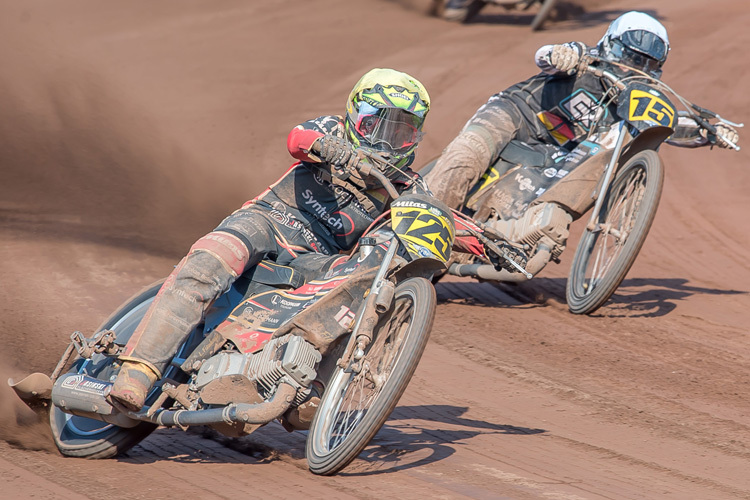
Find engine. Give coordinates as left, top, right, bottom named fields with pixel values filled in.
left=489, top=202, right=572, bottom=259
left=191, top=334, right=321, bottom=406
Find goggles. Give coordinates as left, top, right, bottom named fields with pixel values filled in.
left=619, top=29, right=668, bottom=62
left=611, top=39, right=664, bottom=74
left=352, top=102, right=424, bottom=153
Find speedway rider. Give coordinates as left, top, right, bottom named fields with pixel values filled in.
left=108, top=68, right=433, bottom=411
left=423, top=11, right=740, bottom=211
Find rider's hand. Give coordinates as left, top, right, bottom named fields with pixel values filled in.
left=712, top=123, right=740, bottom=149
left=549, top=43, right=582, bottom=74
left=315, top=135, right=357, bottom=168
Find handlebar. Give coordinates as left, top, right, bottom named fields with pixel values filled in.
left=309, top=136, right=402, bottom=199
left=582, top=57, right=742, bottom=151
left=584, top=64, right=627, bottom=91
left=356, top=149, right=402, bottom=200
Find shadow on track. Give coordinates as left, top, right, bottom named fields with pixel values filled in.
left=117, top=404, right=545, bottom=474
left=437, top=277, right=746, bottom=318
left=339, top=404, right=546, bottom=476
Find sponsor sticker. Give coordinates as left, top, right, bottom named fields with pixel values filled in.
left=61, top=374, right=109, bottom=395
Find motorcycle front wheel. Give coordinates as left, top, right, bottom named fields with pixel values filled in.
left=566, top=150, right=664, bottom=315
left=50, top=281, right=164, bottom=458
left=306, top=277, right=435, bottom=475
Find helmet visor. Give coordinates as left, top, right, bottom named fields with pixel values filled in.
left=620, top=29, right=668, bottom=62
left=611, top=39, right=664, bottom=74
left=354, top=103, right=424, bottom=153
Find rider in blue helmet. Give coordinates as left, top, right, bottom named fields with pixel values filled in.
left=424, top=11, right=739, bottom=210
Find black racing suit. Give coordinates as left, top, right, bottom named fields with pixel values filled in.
left=423, top=42, right=709, bottom=210
left=119, top=114, right=428, bottom=377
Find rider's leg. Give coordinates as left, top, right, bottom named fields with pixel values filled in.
left=423, top=97, right=527, bottom=209
left=109, top=212, right=274, bottom=411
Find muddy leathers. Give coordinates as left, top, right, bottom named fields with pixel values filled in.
left=108, top=115, right=428, bottom=411
left=424, top=12, right=739, bottom=210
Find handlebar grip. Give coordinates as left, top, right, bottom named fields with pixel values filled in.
left=691, top=104, right=719, bottom=120
left=309, top=137, right=323, bottom=155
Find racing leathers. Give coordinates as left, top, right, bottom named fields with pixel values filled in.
left=110, top=114, right=428, bottom=410
left=423, top=42, right=725, bottom=210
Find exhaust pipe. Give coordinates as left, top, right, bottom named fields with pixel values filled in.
left=449, top=244, right=552, bottom=283
left=8, top=372, right=54, bottom=415
left=45, top=372, right=299, bottom=430
left=51, top=373, right=140, bottom=427
left=9, top=372, right=53, bottom=401
left=143, top=382, right=297, bottom=428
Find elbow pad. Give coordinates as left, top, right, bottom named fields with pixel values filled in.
left=287, top=127, right=325, bottom=162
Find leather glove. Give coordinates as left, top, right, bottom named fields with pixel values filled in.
left=549, top=44, right=582, bottom=74
left=315, top=134, right=357, bottom=167
left=712, top=123, right=739, bottom=149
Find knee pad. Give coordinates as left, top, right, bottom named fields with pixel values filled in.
left=190, top=231, right=250, bottom=277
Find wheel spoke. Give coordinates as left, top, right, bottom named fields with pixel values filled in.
left=567, top=152, right=662, bottom=315
left=585, top=167, right=647, bottom=291
left=320, top=294, right=414, bottom=451
left=307, top=278, right=435, bottom=475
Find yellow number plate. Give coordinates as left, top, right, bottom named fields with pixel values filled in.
left=628, top=89, right=675, bottom=128
left=391, top=202, right=455, bottom=263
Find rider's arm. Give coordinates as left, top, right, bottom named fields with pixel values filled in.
left=535, top=42, right=587, bottom=75
left=667, top=111, right=740, bottom=149
left=666, top=112, right=710, bottom=148
left=287, top=115, right=345, bottom=162
left=287, top=127, right=324, bottom=162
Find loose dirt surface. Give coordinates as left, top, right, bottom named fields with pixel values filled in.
left=1, top=0, right=749, bottom=498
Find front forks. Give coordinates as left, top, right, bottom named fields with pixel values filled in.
left=587, top=121, right=627, bottom=232
left=337, top=235, right=399, bottom=372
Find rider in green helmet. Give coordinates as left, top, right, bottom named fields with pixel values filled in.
left=107, top=68, right=434, bottom=412
left=344, top=68, right=430, bottom=172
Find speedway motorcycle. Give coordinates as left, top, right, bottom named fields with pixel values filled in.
left=432, top=0, right=559, bottom=30
left=426, top=56, right=742, bottom=315
left=9, top=147, right=456, bottom=476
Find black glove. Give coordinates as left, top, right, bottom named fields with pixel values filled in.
left=315, top=135, right=357, bottom=167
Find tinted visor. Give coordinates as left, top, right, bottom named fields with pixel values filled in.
left=611, top=39, right=663, bottom=74
left=354, top=103, right=424, bottom=153
left=620, top=29, right=667, bottom=62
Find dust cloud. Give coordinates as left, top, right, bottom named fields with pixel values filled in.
left=0, top=357, right=56, bottom=453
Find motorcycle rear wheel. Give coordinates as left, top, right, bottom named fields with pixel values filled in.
left=566, top=150, right=664, bottom=315
left=306, top=277, right=435, bottom=475
left=50, top=281, right=164, bottom=458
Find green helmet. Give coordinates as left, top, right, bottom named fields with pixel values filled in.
left=345, top=68, right=430, bottom=170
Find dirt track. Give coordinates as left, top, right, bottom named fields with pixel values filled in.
left=1, top=0, right=749, bottom=498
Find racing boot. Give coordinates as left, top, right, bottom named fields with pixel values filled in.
left=108, top=360, right=160, bottom=411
